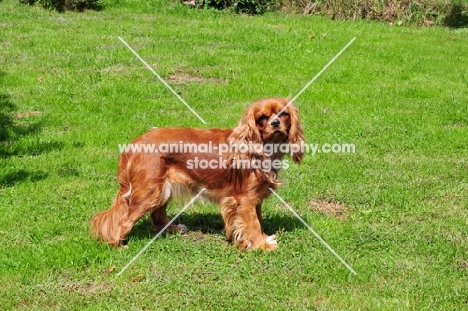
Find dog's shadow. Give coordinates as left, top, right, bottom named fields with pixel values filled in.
left=129, top=211, right=303, bottom=242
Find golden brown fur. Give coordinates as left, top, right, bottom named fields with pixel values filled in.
left=91, top=97, right=304, bottom=250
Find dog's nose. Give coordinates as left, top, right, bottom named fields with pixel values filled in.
left=270, top=119, right=280, bottom=128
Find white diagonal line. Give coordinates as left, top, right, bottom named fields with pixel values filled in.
left=269, top=188, right=357, bottom=275
left=273, top=37, right=356, bottom=122
left=118, top=36, right=207, bottom=125
left=116, top=188, right=206, bottom=277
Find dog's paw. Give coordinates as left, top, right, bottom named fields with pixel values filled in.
left=264, top=234, right=278, bottom=251
left=175, top=224, right=189, bottom=234
left=152, top=223, right=189, bottom=234
left=241, top=234, right=278, bottom=251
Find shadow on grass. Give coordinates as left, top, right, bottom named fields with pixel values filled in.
left=129, top=211, right=303, bottom=242
left=0, top=169, right=49, bottom=187
left=0, top=71, right=64, bottom=187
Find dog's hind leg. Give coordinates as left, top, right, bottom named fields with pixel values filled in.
left=116, top=182, right=170, bottom=244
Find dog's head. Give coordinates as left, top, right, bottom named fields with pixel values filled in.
left=229, top=97, right=305, bottom=163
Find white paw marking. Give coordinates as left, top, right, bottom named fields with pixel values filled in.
left=266, top=234, right=277, bottom=246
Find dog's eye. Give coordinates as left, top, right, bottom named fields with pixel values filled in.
left=278, top=112, right=289, bottom=118
left=257, top=115, right=268, bottom=127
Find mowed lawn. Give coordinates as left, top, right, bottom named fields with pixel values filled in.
left=1, top=0, right=467, bottom=309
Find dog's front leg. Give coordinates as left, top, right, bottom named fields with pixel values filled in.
left=235, top=201, right=277, bottom=251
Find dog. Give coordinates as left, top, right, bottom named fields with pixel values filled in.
left=91, top=97, right=304, bottom=250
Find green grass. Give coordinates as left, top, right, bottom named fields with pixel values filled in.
left=1, top=0, right=468, bottom=309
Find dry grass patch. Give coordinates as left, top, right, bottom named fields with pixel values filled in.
left=308, top=199, right=350, bottom=218
left=167, top=71, right=224, bottom=85
left=460, top=261, right=468, bottom=271
left=168, top=71, right=206, bottom=84
left=181, top=230, right=207, bottom=242
left=15, top=111, right=42, bottom=119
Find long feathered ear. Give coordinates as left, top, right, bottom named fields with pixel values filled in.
left=287, top=101, right=305, bottom=163
left=229, top=104, right=263, bottom=147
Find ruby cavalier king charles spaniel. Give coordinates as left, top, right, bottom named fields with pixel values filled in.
left=91, top=97, right=304, bottom=251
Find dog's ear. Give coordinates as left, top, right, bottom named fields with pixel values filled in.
left=287, top=100, right=305, bottom=163
left=229, top=104, right=263, bottom=147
